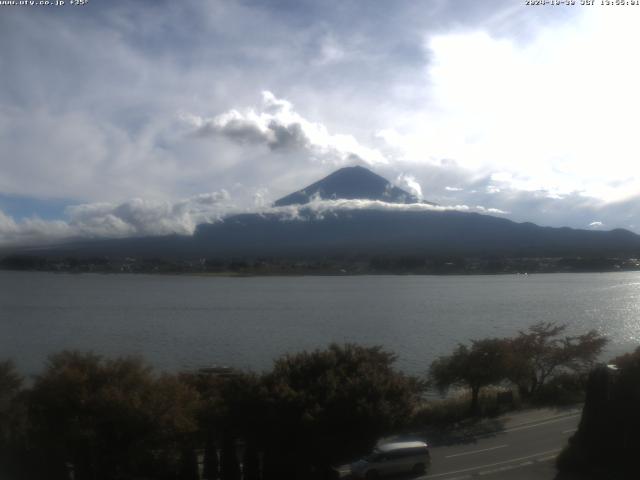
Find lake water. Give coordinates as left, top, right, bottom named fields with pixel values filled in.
left=1, top=271, right=639, bottom=377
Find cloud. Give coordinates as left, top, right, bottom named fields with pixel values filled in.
left=0, top=194, right=510, bottom=247
left=252, top=187, right=270, bottom=208
left=315, top=33, right=347, bottom=65
left=0, top=208, right=76, bottom=247
left=183, top=91, right=388, bottom=165
left=269, top=198, right=507, bottom=217
left=376, top=7, right=640, bottom=205
left=0, top=192, right=231, bottom=246
left=395, top=174, right=423, bottom=200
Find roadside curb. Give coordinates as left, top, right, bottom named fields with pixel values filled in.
left=492, top=406, right=583, bottom=431
left=396, top=405, right=583, bottom=447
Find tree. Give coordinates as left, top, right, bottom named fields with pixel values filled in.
left=557, top=347, right=640, bottom=477
left=430, top=338, right=509, bottom=414
left=0, top=360, right=22, bottom=441
left=506, top=322, right=607, bottom=397
left=260, top=343, right=425, bottom=479
left=181, top=368, right=263, bottom=480
left=0, top=360, right=26, bottom=479
left=27, top=351, right=201, bottom=480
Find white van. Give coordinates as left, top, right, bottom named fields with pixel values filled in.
left=350, top=441, right=431, bottom=479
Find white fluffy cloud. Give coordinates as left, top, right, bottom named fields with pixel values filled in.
left=378, top=6, right=640, bottom=204
left=395, top=173, right=423, bottom=200
left=264, top=198, right=507, bottom=219
left=183, top=91, right=388, bottom=166
left=0, top=192, right=231, bottom=246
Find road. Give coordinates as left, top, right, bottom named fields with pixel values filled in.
left=424, top=410, right=580, bottom=479
left=339, top=407, right=581, bottom=480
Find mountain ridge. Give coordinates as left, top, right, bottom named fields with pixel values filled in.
left=274, top=165, right=434, bottom=206
left=3, top=166, right=640, bottom=262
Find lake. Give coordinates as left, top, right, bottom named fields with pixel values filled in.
left=1, top=271, right=639, bottom=377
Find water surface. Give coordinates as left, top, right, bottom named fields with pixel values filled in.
left=1, top=271, right=639, bottom=376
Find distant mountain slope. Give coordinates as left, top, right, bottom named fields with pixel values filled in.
left=21, top=208, right=640, bottom=260
left=274, top=165, right=432, bottom=206
left=6, top=166, right=640, bottom=261
left=193, top=209, right=640, bottom=258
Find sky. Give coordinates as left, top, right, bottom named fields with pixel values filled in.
left=2, top=0, right=640, bottom=246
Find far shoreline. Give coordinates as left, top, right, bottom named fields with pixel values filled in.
left=2, top=265, right=640, bottom=278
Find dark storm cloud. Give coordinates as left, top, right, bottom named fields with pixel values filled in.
left=193, top=116, right=310, bottom=152
left=195, top=118, right=267, bottom=145
left=268, top=122, right=310, bottom=152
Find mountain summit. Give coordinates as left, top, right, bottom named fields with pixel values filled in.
left=274, top=165, right=431, bottom=206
